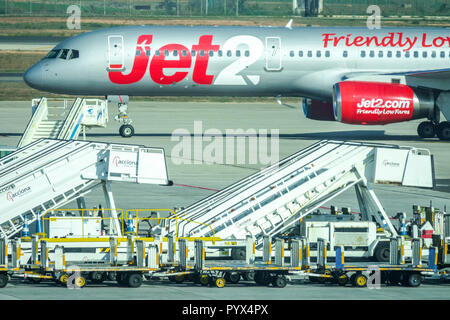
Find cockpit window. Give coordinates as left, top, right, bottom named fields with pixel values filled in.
left=45, top=49, right=79, bottom=60
left=46, top=49, right=61, bottom=59
left=59, top=49, right=70, bottom=60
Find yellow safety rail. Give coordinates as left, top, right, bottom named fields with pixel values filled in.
left=41, top=208, right=124, bottom=238
left=125, top=209, right=216, bottom=240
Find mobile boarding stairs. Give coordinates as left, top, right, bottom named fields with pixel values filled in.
left=0, top=138, right=169, bottom=239
left=157, top=140, right=434, bottom=258
left=18, top=97, right=108, bottom=148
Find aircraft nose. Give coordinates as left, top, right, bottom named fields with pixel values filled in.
left=23, top=64, right=43, bottom=89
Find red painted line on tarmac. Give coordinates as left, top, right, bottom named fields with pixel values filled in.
left=173, top=183, right=220, bottom=192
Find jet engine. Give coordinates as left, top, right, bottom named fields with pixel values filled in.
left=332, top=81, right=434, bottom=125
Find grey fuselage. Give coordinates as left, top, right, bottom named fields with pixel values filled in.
left=24, top=26, right=450, bottom=100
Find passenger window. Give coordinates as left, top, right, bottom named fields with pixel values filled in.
left=173, top=50, right=178, bottom=57
left=218, top=50, right=223, bottom=57
left=387, top=51, right=392, bottom=58
left=325, top=50, right=330, bottom=57
left=155, top=50, right=160, bottom=56
left=343, top=50, right=348, bottom=57
left=290, top=51, right=294, bottom=57
left=245, top=50, right=250, bottom=57
left=209, top=50, right=214, bottom=57
left=146, top=50, right=151, bottom=56
left=413, top=51, right=418, bottom=58
left=136, top=50, right=141, bottom=56
left=378, top=51, right=383, bottom=58
left=440, top=51, right=445, bottom=58
left=369, top=50, right=374, bottom=57
left=316, top=50, right=321, bottom=57
left=396, top=51, right=401, bottom=58
left=164, top=50, right=169, bottom=57
left=361, top=51, right=366, bottom=57
left=307, top=51, right=312, bottom=57
left=299, top=51, right=303, bottom=57
left=423, top=51, right=427, bottom=58
left=236, top=50, right=241, bottom=57
left=405, top=51, right=410, bottom=58
left=191, top=50, right=196, bottom=57
left=182, top=50, right=187, bottom=57
left=431, top=51, right=436, bottom=58
left=200, top=50, right=205, bottom=57
left=227, top=50, right=232, bottom=57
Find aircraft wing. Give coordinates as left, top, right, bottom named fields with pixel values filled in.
left=383, top=68, right=450, bottom=91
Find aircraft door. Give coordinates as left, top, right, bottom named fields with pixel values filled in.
left=108, top=35, right=125, bottom=71
left=265, top=37, right=282, bottom=71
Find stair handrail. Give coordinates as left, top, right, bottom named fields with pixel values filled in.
left=18, top=97, right=48, bottom=148
left=57, top=98, right=85, bottom=140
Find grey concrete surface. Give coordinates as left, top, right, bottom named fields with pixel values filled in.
left=0, top=100, right=449, bottom=299
left=0, top=278, right=449, bottom=300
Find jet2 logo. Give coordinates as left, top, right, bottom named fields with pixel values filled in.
left=108, top=35, right=263, bottom=86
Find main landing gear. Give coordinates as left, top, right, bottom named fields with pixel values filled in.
left=115, top=102, right=135, bottom=138
left=417, top=121, right=450, bottom=141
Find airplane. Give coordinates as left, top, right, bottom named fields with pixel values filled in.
left=23, top=25, right=450, bottom=140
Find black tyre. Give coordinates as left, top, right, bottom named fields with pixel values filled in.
left=272, top=275, right=287, bottom=288
left=337, top=274, right=349, bottom=286
left=119, top=125, right=135, bottom=138
left=107, top=272, right=117, bottom=282
left=254, top=271, right=271, bottom=286
left=227, top=273, right=240, bottom=284
left=231, top=248, right=246, bottom=260
left=437, top=122, right=450, bottom=141
left=408, top=273, right=422, bottom=287
left=0, top=273, right=8, bottom=288
left=374, top=242, right=390, bottom=263
left=128, top=273, right=143, bottom=288
left=417, top=121, right=436, bottom=138
left=243, top=272, right=255, bottom=282
left=90, top=271, right=106, bottom=284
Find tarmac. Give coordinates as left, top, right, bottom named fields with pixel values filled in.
left=0, top=100, right=449, bottom=299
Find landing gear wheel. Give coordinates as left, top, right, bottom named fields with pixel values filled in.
left=374, top=242, right=390, bottom=263
left=408, top=273, right=422, bottom=287
left=272, top=275, right=287, bottom=288
left=437, top=122, right=450, bottom=141
left=417, top=121, right=436, bottom=138
left=353, top=274, right=367, bottom=288
left=0, top=273, right=8, bottom=288
left=119, top=124, right=135, bottom=138
left=128, top=273, right=143, bottom=288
